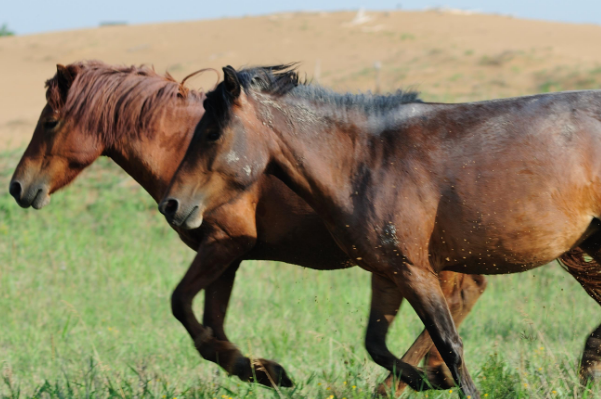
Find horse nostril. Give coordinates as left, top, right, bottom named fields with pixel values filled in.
left=159, top=198, right=180, bottom=218
left=9, top=181, right=22, bottom=200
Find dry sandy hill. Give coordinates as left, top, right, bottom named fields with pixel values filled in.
left=2, top=10, right=601, bottom=151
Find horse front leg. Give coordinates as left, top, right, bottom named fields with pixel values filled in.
left=393, top=261, right=479, bottom=399
left=367, top=274, right=457, bottom=395
left=378, top=272, right=487, bottom=395
left=171, top=233, right=293, bottom=387
left=202, top=261, right=240, bottom=342
left=422, top=273, right=487, bottom=381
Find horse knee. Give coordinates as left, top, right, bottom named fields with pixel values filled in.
left=171, top=286, right=188, bottom=323
left=449, top=341, right=464, bottom=367
left=436, top=336, right=464, bottom=368
left=365, top=335, right=393, bottom=367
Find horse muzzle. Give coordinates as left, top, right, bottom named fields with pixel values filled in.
left=9, top=178, right=51, bottom=209
left=158, top=197, right=204, bottom=230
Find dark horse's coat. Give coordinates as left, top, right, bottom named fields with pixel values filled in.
left=161, top=65, right=601, bottom=398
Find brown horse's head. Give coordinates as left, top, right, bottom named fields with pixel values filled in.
left=159, top=65, right=296, bottom=229
left=10, top=61, right=204, bottom=209
left=9, top=63, right=102, bottom=209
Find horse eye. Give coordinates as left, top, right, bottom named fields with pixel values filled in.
left=44, top=120, right=58, bottom=130
left=206, top=131, right=221, bottom=141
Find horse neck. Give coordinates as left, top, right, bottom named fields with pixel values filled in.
left=107, top=104, right=203, bottom=203
left=266, top=100, right=370, bottom=219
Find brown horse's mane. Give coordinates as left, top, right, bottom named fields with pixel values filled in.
left=45, top=60, right=206, bottom=145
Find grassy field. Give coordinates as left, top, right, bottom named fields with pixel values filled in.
left=1, top=142, right=601, bottom=399
left=5, top=8, right=601, bottom=399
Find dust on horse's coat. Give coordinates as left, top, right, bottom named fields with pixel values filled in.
left=161, top=64, right=601, bottom=398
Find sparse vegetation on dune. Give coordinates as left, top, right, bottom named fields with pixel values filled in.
left=5, top=10, right=601, bottom=150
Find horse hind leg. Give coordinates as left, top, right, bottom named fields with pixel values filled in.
left=559, top=231, right=601, bottom=385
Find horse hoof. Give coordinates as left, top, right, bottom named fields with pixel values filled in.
left=251, top=358, right=293, bottom=388
left=425, top=364, right=455, bottom=390
left=374, top=381, right=393, bottom=397
left=581, top=365, right=601, bottom=386
left=374, top=377, right=407, bottom=397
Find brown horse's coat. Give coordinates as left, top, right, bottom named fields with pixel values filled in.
left=161, top=65, right=601, bottom=398
left=10, top=61, right=486, bottom=393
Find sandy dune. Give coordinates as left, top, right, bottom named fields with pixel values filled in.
left=2, top=10, right=601, bottom=150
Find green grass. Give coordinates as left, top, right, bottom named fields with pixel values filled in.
left=1, top=149, right=600, bottom=398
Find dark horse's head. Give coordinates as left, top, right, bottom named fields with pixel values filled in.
left=10, top=61, right=200, bottom=209
left=159, top=64, right=302, bottom=229
left=159, top=64, right=420, bottom=229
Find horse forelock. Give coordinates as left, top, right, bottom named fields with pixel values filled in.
left=44, top=60, right=206, bottom=146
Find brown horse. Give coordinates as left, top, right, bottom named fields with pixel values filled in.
left=9, top=61, right=487, bottom=394
left=160, top=64, right=601, bottom=398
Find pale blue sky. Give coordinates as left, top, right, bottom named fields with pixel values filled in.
left=3, top=0, right=601, bottom=35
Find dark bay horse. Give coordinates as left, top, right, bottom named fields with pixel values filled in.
left=160, top=65, right=601, bottom=398
left=9, top=61, right=487, bottom=394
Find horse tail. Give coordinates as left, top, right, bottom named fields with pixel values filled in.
left=559, top=247, right=601, bottom=302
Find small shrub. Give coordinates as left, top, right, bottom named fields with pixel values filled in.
left=0, top=24, right=14, bottom=37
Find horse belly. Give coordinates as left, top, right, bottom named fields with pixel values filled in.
left=434, top=193, right=595, bottom=275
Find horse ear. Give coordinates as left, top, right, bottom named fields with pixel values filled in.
left=56, top=64, right=79, bottom=101
left=56, top=64, right=76, bottom=88
left=222, top=65, right=241, bottom=98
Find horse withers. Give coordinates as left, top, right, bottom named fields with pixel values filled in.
left=9, top=61, right=487, bottom=394
left=160, top=64, right=601, bottom=398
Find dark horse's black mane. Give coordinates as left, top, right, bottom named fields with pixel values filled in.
left=204, top=64, right=421, bottom=126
